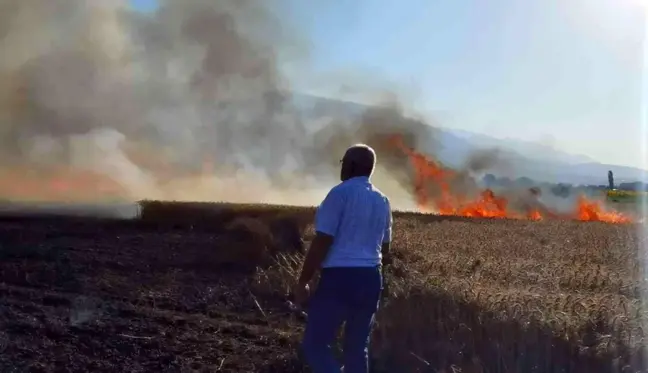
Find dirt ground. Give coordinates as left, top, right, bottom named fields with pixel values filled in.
left=0, top=215, right=305, bottom=373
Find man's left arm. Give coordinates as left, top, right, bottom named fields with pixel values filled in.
left=381, top=199, right=393, bottom=266
left=297, top=188, right=343, bottom=286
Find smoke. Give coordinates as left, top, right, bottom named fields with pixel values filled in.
left=0, top=0, right=320, bottom=202
left=305, top=98, right=442, bottom=208
left=0, top=0, right=501, bottom=212
left=463, top=148, right=504, bottom=174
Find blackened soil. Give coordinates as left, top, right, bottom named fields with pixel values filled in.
left=0, top=216, right=306, bottom=372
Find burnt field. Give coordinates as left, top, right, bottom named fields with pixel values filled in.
left=0, top=202, right=645, bottom=372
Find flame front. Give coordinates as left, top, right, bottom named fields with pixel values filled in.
left=576, top=196, right=631, bottom=223
left=387, top=134, right=632, bottom=224
left=0, top=167, right=125, bottom=202
left=0, top=133, right=634, bottom=224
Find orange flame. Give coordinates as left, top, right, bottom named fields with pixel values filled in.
left=387, top=134, right=632, bottom=224
left=0, top=133, right=634, bottom=225
left=576, top=196, right=631, bottom=223
left=0, top=167, right=124, bottom=202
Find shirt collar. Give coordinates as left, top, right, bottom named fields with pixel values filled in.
left=343, top=176, right=370, bottom=184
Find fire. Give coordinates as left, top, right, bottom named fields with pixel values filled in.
left=0, top=132, right=634, bottom=225
left=0, top=167, right=125, bottom=202
left=576, top=196, right=631, bottom=223
left=387, top=134, right=633, bottom=224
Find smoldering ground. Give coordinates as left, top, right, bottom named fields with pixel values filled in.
left=0, top=0, right=507, bottom=213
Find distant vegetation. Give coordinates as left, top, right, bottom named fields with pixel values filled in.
left=482, top=172, right=648, bottom=202
left=606, top=189, right=648, bottom=203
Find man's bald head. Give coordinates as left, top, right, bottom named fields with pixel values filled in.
left=340, top=144, right=376, bottom=181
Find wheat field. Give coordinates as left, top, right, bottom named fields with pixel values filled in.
left=0, top=201, right=644, bottom=372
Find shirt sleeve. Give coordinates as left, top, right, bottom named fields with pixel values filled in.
left=314, top=187, right=344, bottom=236
left=383, top=198, right=392, bottom=243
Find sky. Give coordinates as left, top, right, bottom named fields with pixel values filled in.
left=131, top=0, right=647, bottom=169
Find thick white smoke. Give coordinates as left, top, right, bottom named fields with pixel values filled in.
left=0, top=0, right=334, bottom=204
left=0, top=0, right=450, bottom=211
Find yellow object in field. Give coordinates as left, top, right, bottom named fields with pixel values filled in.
left=606, top=189, right=647, bottom=202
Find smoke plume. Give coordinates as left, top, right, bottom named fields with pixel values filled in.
left=0, top=0, right=314, bottom=202
left=0, top=0, right=494, bottom=211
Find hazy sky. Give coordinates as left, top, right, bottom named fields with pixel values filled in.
left=131, top=0, right=646, bottom=169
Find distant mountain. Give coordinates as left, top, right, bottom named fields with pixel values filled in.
left=445, top=128, right=597, bottom=166
left=562, top=162, right=647, bottom=185
left=288, top=93, right=646, bottom=185
left=440, top=129, right=646, bottom=185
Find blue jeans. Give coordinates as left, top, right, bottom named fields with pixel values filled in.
left=301, top=266, right=382, bottom=373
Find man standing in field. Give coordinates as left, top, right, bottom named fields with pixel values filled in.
left=293, top=143, right=392, bottom=373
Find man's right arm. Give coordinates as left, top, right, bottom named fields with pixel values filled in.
left=381, top=199, right=393, bottom=265
left=296, top=187, right=343, bottom=286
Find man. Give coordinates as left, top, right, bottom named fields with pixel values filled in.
left=293, top=143, right=392, bottom=373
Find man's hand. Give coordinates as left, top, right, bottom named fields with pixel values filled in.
left=295, top=232, right=333, bottom=306
left=382, top=252, right=393, bottom=266
left=293, top=281, right=311, bottom=305
left=381, top=242, right=392, bottom=266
